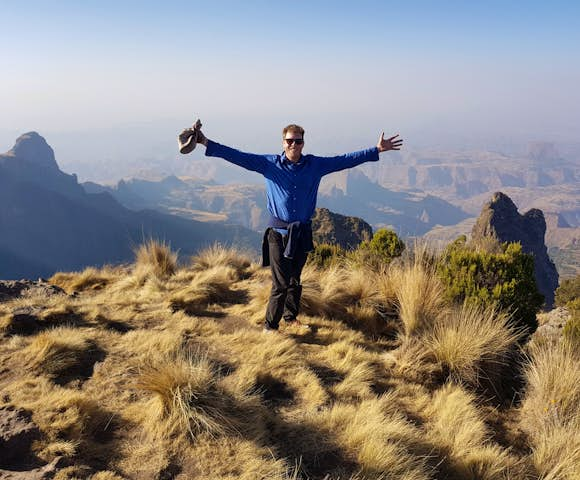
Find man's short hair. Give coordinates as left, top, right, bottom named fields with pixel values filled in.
left=282, top=124, right=305, bottom=138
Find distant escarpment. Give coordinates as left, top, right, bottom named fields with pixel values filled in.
left=0, top=133, right=259, bottom=279
left=87, top=169, right=468, bottom=237
left=318, top=169, right=469, bottom=236
left=311, top=208, right=373, bottom=249
left=471, top=192, right=559, bottom=308
left=361, top=143, right=578, bottom=200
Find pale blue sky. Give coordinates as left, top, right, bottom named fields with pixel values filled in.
left=1, top=0, right=579, bottom=179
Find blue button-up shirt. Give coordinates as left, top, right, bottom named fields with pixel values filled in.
left=205, top=140, right=380, bottom=224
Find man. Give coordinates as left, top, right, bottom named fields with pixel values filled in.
left=179, top=122, right=403, bottom=332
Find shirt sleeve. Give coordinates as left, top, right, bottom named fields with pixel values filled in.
left=316, top=147, right=380, bottom=176
left=205, top=140, right=269, bottom=174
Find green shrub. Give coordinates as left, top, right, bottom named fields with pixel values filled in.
left=308, top=243, right=345, bottom=269
left=555, top=275, right=580, bottom=307
left=359, top=228, right=406, bottom=260
left=345, top=229, right=405, bottom=270
left=438, top=241, right=543, bottom=336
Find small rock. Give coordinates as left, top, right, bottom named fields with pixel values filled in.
left=0, top=407, right=40, bottom=467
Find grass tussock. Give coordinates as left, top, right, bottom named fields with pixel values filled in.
left=133, top=348, right=264, bottom=442
left=23, top=327, right=101, bottom=383
left=169, top=265, right=243, bottom=313
left=191, top=243, right=256, bottom=279
left=135, top=349, right=227, bottom=439
left=425, top=383, right=518, bottom=478
left=307, top=395, right=432, bottom=479
left=300, top=264, right=385, bottom=333
left=389, top=249, right=447, bottom=337
left=134, top=239, right=178, bottom=279
left=520, top=340, right=580, bottom=479
left=389, top=338, right=439, bottom=386
left=50, top=265, right=122, bottom=293
left=426, top=303, right=521, bottom=386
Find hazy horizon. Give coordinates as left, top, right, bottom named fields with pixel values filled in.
left=2, top=0, right=579, bottom=182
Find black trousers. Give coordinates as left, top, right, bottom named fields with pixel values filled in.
left=265, top=229, right=308, bottom=329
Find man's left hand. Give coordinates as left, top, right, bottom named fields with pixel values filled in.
left=377, top=133, right=403, bottom=152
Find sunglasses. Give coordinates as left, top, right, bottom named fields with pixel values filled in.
left=285, top=138, right=304, bottom=145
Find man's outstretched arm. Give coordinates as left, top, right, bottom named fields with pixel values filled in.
left=192, top=127, right=269, bottom=174
left=318, top=132, right=403, bottom=176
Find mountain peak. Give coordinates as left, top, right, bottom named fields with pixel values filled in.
left=6, top=131, right=58, bottom=171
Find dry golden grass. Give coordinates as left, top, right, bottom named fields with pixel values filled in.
left=50, top=265, right=123, bottom=293
left=297, top=264, right=388, bottom=336
left=389, top=250, right=447, bottom=337
left=134, top=238, right=178, bottom=278
left=191, top=243, right=256, bottom=278
left=520, top=340, right=580, bottom=479
left=22, top=326, right=98, bottom=381
left=3, top=377, right=111, bottom=463
left=227, top=274, right=272, bottom=325
left=89, top=472, right=126, bottom=480
left=426, top=303, right=521, bottom=385
left=305, top=395, right=432, bottom=479
left=424, top=383, right=518, bottom=478
left=522, top=339, right=580, bottom=426
left=230, top=262, right=384, bottom=332
left=2, top=246, right=578, bottom=478
left=134, top=349, right=232, bottom=439
left=169, top=265, right=244, bottom=314
left=388, top=338, right=439, bottom=386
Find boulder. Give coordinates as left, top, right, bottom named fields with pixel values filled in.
left=471, top=192, right=559, bottom=308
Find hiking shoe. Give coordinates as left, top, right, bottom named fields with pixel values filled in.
left=263, top=325, right=278, bottom=334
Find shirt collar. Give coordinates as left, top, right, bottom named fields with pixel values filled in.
left=281, top=152, right=304, bottom=166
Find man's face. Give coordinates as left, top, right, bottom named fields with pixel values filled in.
left=283, top=131, right=304, bottom=162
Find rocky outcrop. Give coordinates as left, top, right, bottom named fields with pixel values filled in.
left=534, top=307, right=570, bottom=343
left=0, top=280, right=65, bottom=303
left=471, top=192, right=559, bottom=308
left=311, top=208, right=373, bottom=250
